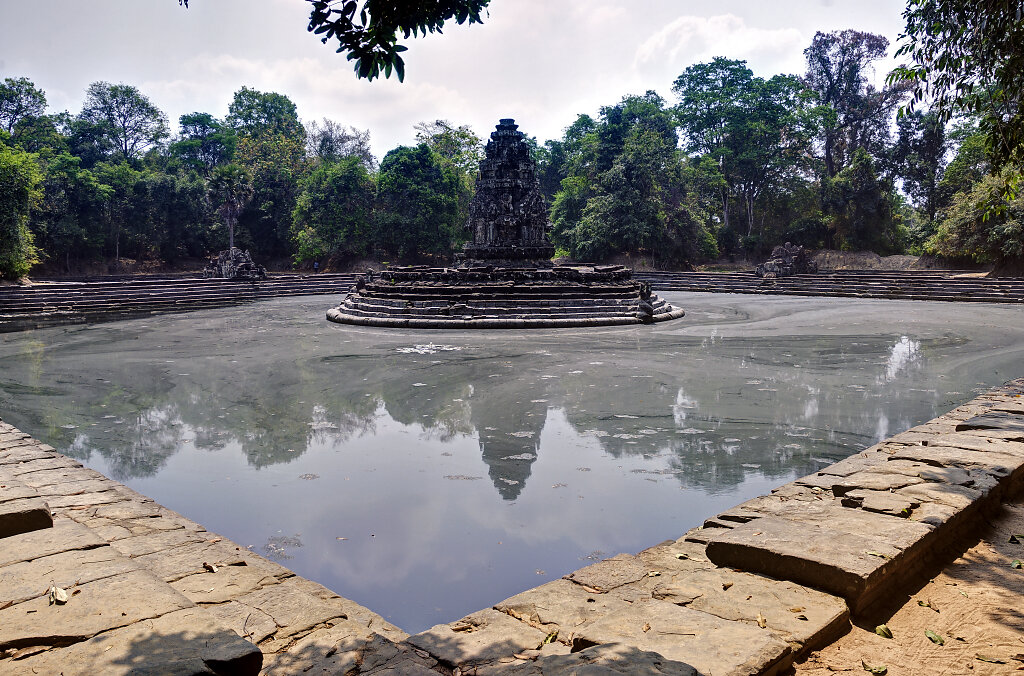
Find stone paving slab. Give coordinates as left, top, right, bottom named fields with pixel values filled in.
left=407, top=608, right=550, bottom=669
left=0, top=569, right=194, bottom=651
left=0, top=516, right=105, bottom=567
left=704, top=516, right=900, bottom=613
left=0, top=544, right=137, bottom=606
left=570, top=599, right=792, bottom=676
left=6, top=606, right=263, bottom=675
left=0, top=495, right=52, bottom=538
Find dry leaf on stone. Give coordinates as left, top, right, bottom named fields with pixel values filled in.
left=756, top=611, right=767, bottom=629
left=203, top=562, right=218, bottom=573
left=875, top=624, right=893, bottom=639
left=861, top=660, right=887, bottom=674
left=642, top=622, right=651, bottom=633
left=541, top=631, right=558, bottom=646
left=975, top=654, right=1007, bottom=664
left=48, top=585, right=68, bottom=605
left=1011, top=559, right=1023, bottom=569
left=925, top=629, right=945, bottom=645
left=866, top=551, right=891, bottom=560
left=918, top=599, right=939, bottom=612
left=796, top=614, right=809, bottom=621
left=722, top=582, right=733, bottom=591
left=1008, top=534, right=1024, bottom=544
left=789, top=607, right=805, bottom=613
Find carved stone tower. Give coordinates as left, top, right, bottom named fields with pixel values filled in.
left=460, top=119, right=555, bottom=267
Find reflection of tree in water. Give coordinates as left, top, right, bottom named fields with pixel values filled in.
left=0, top=319, right=968, bottom=497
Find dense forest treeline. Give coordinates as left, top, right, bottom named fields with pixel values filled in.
left=1, top=29, right=1021, bottom=280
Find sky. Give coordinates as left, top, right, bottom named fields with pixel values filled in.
left=0, top=0, right=908, bottom=158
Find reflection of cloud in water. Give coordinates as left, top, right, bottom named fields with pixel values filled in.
left=673, top=387, right=698, bottom=425
left=885, top=336, right=921, bottom=381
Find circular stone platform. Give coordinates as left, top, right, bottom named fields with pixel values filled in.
left=326, top=264, right=684, bottom=328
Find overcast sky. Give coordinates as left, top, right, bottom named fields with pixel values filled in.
left=0, top=0, right=907, bottom=158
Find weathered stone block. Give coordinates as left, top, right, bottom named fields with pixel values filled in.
left=650, top=567, right=849, bottom=653
left=564, top=554, right=649, bottom=592
left=570, top=599, right=792, bottom=676
left=407, top=608, right=548, bottom=668
left=0, top=569, right=194, bottom=651
left=6, top=607, right=262, bottom=675
left=704, top=516, right=901, bottom=612
left=0, top=517, right=104, bottom=568
left=0, top=496, right=52, bottom=538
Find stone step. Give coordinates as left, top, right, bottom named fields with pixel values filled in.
left=0, top=479, right=52, bottom=539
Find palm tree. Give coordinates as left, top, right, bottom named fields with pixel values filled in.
left=208, top=164, right=252, bottom=251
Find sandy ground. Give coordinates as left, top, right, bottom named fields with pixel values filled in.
left=793, top=499, right=1024, bottom=675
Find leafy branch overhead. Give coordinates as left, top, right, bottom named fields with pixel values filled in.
left=889, top=0, right=1024, bottom=171
left=306, top=0, right=490, bottom=81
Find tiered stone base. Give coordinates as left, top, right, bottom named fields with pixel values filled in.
left=327, top=265, right=685, bottom=329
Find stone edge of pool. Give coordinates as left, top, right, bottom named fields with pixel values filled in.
left=0, top=379, right=1021, bottom=675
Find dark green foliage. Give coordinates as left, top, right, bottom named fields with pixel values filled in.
left=375, top=144, right=460, bottom=259
left=928, top=171, right=1024, bottom=273
left=550, top=94, right=713, bottom=265
left=291, top=156, right=375, bottom=263
left=0, top=143, right=42, bottom=279
left=823, top=149, right=905, bottom=253
left=889, top=110, right=948, bottom=222
left=305, top=0, right=489, bottom=81
left=209, top=164, right=252, bottom=252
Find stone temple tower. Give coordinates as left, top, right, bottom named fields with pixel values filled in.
left=460, top=119, right=555, bottom=267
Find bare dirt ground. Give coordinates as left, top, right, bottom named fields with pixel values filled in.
left=793, top=499, right=1024, bottom=675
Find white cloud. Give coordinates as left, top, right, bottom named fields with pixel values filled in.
left=634, top=14, right=805, bottom=75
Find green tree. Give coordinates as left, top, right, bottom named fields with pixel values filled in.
left=32, top=152, right=111, bottom=272
left=0, top=143, right=42, bottom=279
left=414, top=119, right=482, bottom=227
left=306, top=118, right=375, bottom=168
left=79, top=82, right=169, bottom=162
left=823, top=148, right=904, bottom=253
left=803, top=31, right=906, bottom=177
left=234, top=132, right=307, bottom=257
left=10, top=112, right=71, bottom=154
left=375, top=143, right=460, bottom=259
left=226, top=87, right=305, bottom=142
left=889, top=110, right=948, bottom=222
left=169, top=112, right=237, bottom=176
left=0, top=77, right=47, bottom=134
left=673, top=59, right=820, bottom=245
left=209, top=164, right=253, bottom=252
left=928, top=170, right=1024, bottom=275
left=291, top=156, right=375, bottom=263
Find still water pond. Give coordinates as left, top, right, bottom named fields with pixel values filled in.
left=2, top=292, right=1023, bottom=632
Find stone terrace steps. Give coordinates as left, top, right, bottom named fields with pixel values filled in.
left=0, top=418, right=435, bottom=675
left=0, top=274, right=359, bottom=332
left=634, top=270, right=1024, bottom=303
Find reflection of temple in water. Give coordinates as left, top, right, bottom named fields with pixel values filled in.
left=472, top=389, right=546, bottom=500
